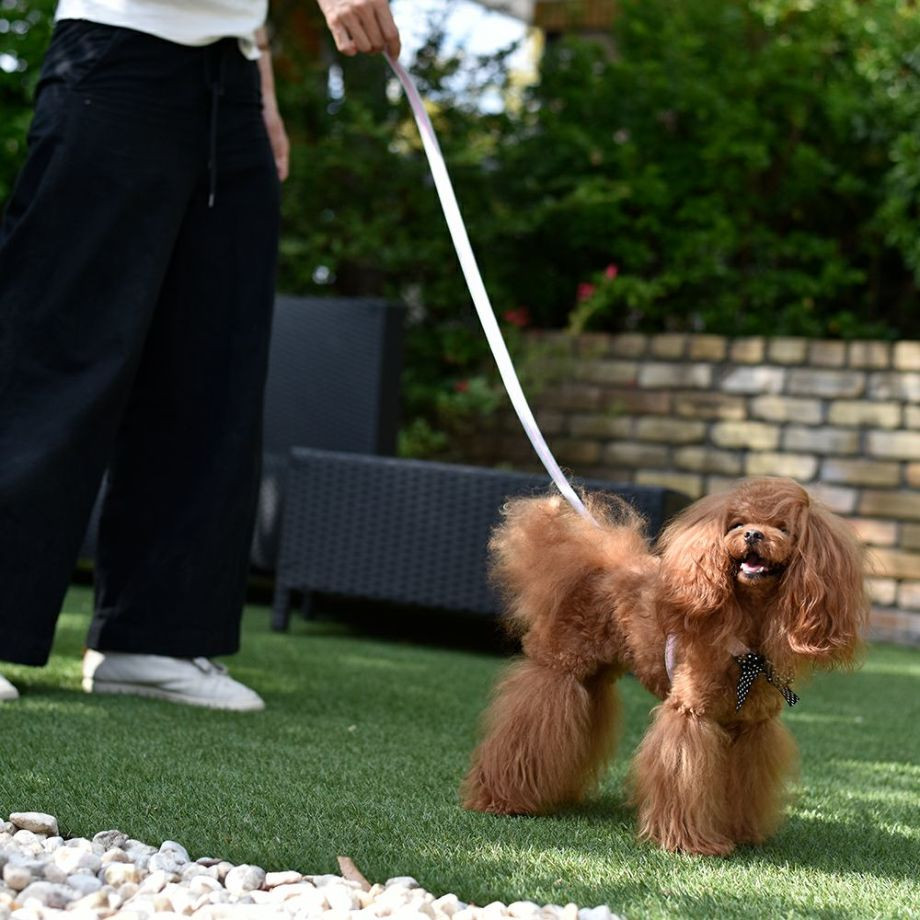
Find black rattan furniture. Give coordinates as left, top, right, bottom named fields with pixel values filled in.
left=251, top=295, right=403, bottom=569
left=272, top=447, right=691, bottom=629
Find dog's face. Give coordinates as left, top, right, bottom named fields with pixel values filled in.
left=658, top=477, right=867, bottom=665
left=722, top=497, right=797, bottom=588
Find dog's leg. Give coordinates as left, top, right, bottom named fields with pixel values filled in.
left=462, top=660, right=622, bottom=815
left=725, top=718, right=799, bottom=845
left=630, top=703, right=734, bottom=855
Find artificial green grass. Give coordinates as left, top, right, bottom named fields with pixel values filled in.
left=1, top=586, right=918, bottom=920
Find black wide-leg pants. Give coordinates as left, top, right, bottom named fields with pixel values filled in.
left=0, top=21, right=280, bottom=665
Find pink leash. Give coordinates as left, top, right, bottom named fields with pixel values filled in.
left=385, top=53, right=596, bottom=525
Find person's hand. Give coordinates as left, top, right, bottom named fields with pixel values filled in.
left=262, top=100, right=290, bottom=182
left=315, top=0, right=401, bottom=58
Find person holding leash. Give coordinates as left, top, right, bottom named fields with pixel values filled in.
left=0, top=0, right=400, bottom=708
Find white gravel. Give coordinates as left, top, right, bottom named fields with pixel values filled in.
left=0, top=812, right=624, bottom=920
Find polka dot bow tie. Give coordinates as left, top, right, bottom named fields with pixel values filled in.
left=733, top=652, right=799, bottom=711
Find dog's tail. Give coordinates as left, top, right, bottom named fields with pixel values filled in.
left=462, top=491, right=654, bottom=815
left=490, top=491, right=652, bottom=658
left=461, top=659, right=622, bottom=814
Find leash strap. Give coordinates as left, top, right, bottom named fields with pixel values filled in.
left=385, top=53, right=596, bottom=525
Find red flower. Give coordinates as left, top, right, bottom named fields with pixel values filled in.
left=577, top=282, right=596, bottom=302
left=604, top=263, right=619, bottom=280
left=503, top=306, right=531, bottom=328
left=453, top=379, right=469, bottom=393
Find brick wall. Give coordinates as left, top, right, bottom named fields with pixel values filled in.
left=464, top=334, right=920, bottom=645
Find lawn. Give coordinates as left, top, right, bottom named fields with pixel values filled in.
left=1, top=586, right=918, bottom=920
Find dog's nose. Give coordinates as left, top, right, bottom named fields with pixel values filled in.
left=744, top=530, right=764, bottom=544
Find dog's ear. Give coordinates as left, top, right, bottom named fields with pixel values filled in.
left=775, top=499, right=868, bottom=667
left=657, top=492, right=734, bottom=619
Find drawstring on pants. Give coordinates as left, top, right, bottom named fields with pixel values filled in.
left=207, top=48, right=226, bottom=209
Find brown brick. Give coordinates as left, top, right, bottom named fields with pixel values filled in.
left=746, top=452, right=818, bottom=480
left=860, top=490, right=920, bottom=520
left=808, top=340, right=847, bottom=367
left=788, top=369, right=865, bottom=398
left=705, top=475, right=739, bottom=495
left=535, top=410, right=567, bottom=435
left=603, top=442, right=670, bottom=469
left=784, top=426, right=860, bottom=456
left=822, top=458, right=901, bottom=487
left=711, top=421, right=780, bottom=450
left=575, top=333, right=611, bottom=359
left=569, top=414, right=632, bottom=439
left=555, top=439, right=602, bottom=466
left=848, top=340, right=891, bottom=369
left=604, top=389, right=672, bottom=416
left=903, top=524, right=920, bottom=550
left=576, top=360, right=639, bottom=387
left=866, top=577, right=898, bottom=605
left=674, top=447, right=743, bottom=475
left=828, top=400, right=901, bottom=429
left=849, top=518, right=900, bottom=546
left=688, top=335, right=728, bottom=361
left=893, top=341, right=920, bottom=371
left=674, top=392, right=746, bottom=420
left=807, top=483, right=859, bottom=514
left=730, top=337, right=765, bottom=364
left=636, top=417, right=706, bottom=444
left=768, top=337, right=807, bottom=365
left=867, top=372, right=920, bottom=401
left=650, top=334, right=688, bottom=359
left=636, top=470, right=704, bottom=498
left=721, top=366, right=786, bottom=395
left=868, top=608, right=919, bottom=643
left=898, top=581, right=920, bottom=610
left=499, top=434, right=538, bottom=463
left=867, top=430, right=920, bottom=461
left=638, top=363, right=712, bottom=389
left=503, top=410, right=565, bottom=436
left=750, top=395, right=822, bottom=424
left=870, top=548, right=920, bottom=579
left=609, top=333, right=648, bottom=358
left=906, top=406, right=920, bottom=429
left=540, top=383, right=604, bottom=411
left=581, top=466, right=633, bottom=483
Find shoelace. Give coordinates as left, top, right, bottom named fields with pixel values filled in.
left=191, top=658, right=228, bottom=675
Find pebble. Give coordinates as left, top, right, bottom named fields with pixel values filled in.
left=0, top=812, right=624, bottom=920
left=9, top=815, right=59, bottom=838
left=223, top=864, right=265, bottom=896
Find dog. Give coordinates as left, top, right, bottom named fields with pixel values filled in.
left=461, top=478, right=867, bottom=855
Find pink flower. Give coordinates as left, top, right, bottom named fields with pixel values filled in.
left=453, top=379, right=469, bottom=393
left=503, top=306, right=531, bottom=328
left=577, top=282, right=596, bottom=302
left=604, top=263, right=619, bottom=280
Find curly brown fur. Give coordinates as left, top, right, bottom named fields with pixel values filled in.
left=462, top=478, right=867, bottom=855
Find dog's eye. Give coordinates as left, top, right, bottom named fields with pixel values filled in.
left=727, top=522, right=743, bottom=533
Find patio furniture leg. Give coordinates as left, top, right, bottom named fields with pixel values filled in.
left=271, top=585, right=292, bottom=632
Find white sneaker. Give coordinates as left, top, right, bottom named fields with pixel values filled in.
left=82, top=651, right=265, bottom=711
left=0, top=672, right=19, bottom=702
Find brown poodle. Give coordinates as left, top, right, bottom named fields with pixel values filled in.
left=461, top=478, right=867, bottom=856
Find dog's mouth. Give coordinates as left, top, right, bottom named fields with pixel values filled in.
left=735, top=551, right=783, bottom=579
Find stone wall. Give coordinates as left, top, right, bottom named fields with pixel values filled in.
left=464, top=333, right=920, bottom=645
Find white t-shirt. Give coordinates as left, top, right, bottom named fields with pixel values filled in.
left=55, top=0, right=268, bottom=59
